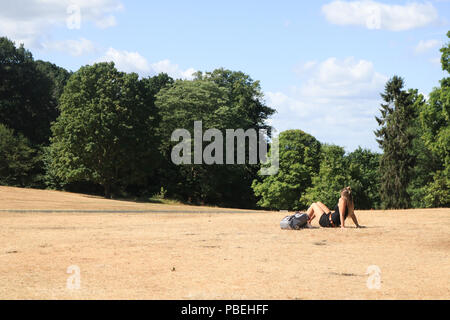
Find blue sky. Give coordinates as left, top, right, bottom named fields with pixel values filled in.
left=1, top=0, right=449, bottom=152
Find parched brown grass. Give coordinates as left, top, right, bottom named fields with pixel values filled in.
left=0, top=186, right=449, bottom=299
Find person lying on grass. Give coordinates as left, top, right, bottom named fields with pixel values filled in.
left=305, top=187, right=362, bottom=229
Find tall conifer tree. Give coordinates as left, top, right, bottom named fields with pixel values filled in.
left=375, top=76, right=416, bottom=209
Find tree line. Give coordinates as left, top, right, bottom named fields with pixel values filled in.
left=0, top=34, right=448, bottom=210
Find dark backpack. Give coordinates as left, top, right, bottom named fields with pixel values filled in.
left=280, top=212, right=309, bottom=230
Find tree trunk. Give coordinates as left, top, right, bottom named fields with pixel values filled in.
left=104, top=184, right=112, bottom=199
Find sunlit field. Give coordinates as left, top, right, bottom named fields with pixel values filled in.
left=0, top=186, right=449, bottom=299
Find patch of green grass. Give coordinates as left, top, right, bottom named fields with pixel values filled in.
left=147, top=196, right=182, bottom=205
left=146, top=187, right=181, bottom=204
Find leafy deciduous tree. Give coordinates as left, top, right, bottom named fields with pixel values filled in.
left=413, top=32, right=450, bottom=207
left=0, top=37, right=60, bottom=145
left=300, top=144, right=349, bottom=209
left=47, top=62, right=159, bottom=198
left=252, top=130, right=321, bottom=210
left=347, top=147, right=381, bottom=209
left=0, top=124, right=37, bottom=186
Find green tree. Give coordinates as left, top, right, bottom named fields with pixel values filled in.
left=47, top=62, right=159, bottom=198
left=200, top=69, right=276, bottom=208
left=35, top=60, right=72, bottom=103
left=252, top=130, right=321, bottom=210
left=0, top=37, right=60, bottom=145
left=0, top=124, right=37, bottom=186
left=408, top=89, right=435, bottom=208
left=413, top=32, right=450, bottom=207
left=375, top=76, right=417, bottom=209
left=156, top=79, right=235, bottom=205
left=157, top=79, right=229, bottom=148
left=156, top=70, right=275, bottom=208
left=134, top=73, right=174, bottom=195
left=301, top=144, right=349, bottom=209
left=0, top=38, right=71, bottom=188
left=156, top=79, right=222, bottom=202
left=196, top=69, right=275, bottom=132
left=346, top=147, right=381, bottom=209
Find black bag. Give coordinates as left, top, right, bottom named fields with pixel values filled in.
left=280, top=212, right=309, bottom=230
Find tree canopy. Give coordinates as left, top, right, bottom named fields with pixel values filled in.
left=155, top=71, right=275, bottom=207
left=47, top=62, right=161, bottom=198
left=0, top=124, right=37, bottom=187
left=252, top=130, right=321, bottom=210
left=0, top=35, right=447, bottom=209
left=0, top=37, right=67, bottom=145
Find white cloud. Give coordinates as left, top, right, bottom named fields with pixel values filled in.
left=303, top=60, right=318, bottom=71
left=293, top=60, right=318, bottom=74
left=97, top=48, right=151, bottom=74
left=298, top=57, right=387, bottom=99
left=150, top=59, right=196, bottom=80
left=96, top=48, right=196, bottom=79
left=95, top=15, right=118, bottom=29
left=415, top=39, right=441, bottom=54
left=429, top=57, right=441, bottom=65
left=266, top=57, right=388, bottom=152
left=0, top=0, right=123, bottom=47
left=322, top=1, right=439, bottom=31
left=42, top=38, right=96, bottom=56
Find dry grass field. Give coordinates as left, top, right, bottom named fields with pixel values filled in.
left=0, top=186, right=449, bottom=300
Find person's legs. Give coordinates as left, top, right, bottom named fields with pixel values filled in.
left=307, top=203, right=327, bottom=224
left=315, top=202, right=331, bottom=214
left=306, top=204, right=315, bottom=222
